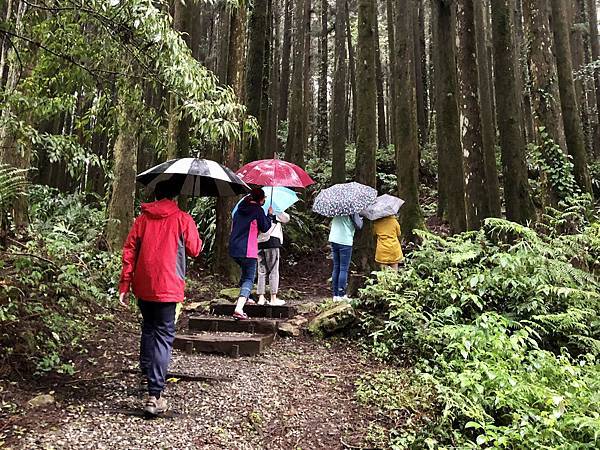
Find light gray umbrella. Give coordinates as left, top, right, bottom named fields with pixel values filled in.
left=312, top=182, right=378, bottom=217
left=360, top=194, right=405, bottom=221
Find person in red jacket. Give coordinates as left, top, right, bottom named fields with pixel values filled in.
left=118, top=180, right=202, bottom=416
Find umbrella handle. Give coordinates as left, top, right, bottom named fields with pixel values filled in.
left=270, top=186, right=274, bottom=210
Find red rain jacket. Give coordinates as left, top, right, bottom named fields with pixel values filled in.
left=118, top=199, right=202, bottom=302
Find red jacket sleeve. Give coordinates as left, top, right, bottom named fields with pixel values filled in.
left=183, top=214, right=202, bottom=257
left=119, top=217, right=142, bottom=294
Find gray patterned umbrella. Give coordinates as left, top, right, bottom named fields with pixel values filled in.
left=360, top=194, right=405, bottom=221
left=312, top=182, right=378, bottom=217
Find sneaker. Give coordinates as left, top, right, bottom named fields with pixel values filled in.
left=257, top=296, right=267, bottom=305
left=269, top=299, right=286, bottom=306
left=341, top=295, right=352, bottom=302
left=333, top=296, right=342, bottom=302
left=144, top=395, right=168, bottom=417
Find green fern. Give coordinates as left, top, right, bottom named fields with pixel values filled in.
left=0, top=163, right=28, bottom=229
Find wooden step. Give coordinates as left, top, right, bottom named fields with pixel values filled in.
left=173, top=333, right=275, bottom=357
left=188, top=316, right=279, bottom=334
left=210, top=302, right=297, bottom=319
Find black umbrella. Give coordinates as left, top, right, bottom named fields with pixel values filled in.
left=136, top=158, right=250, bottom=197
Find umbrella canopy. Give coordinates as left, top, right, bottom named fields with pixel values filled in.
left=312, top=182, right=378, bottom=217
left=236, top=159, right=315, bottom=188
left=360, top=194, right=405, bottom=221
left=136, top=158, right=249, bottom=197
left=232, top=186, right=299, bottom=216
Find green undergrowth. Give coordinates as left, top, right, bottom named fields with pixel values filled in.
left=0, top=186, right=120, bottom=376
left=355, top=213, right=600, bottom=448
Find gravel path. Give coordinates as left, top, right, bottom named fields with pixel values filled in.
left=9, top=337, right=381, bottom=450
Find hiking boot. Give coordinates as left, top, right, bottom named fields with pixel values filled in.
left=269, top=299, right=286, bottom=306
left=144, top=395, right=168, bottom=417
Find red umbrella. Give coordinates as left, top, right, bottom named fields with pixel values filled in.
left=236, top=159, right=315, bottom=188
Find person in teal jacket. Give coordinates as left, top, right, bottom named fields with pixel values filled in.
left=329, top=213, right=363, bottom=301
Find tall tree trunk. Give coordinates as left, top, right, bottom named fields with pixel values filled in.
left=166, top=0, right=191, bottom=161
left=587, top=0, right=600, bottom=140
left=317, top=0, right=330, bottom=158
left=259, top=0, right=273, bottom=158
left=355, top=0, right=378, bottom=271
left=244, top=0, right=269, bottom=163
left=490, top=0, right=536, bottom=223
left=394, top=0, right=424, bottom=240
left=523, top=0, right=569, bottom=205
left=286, top=0, right=307, bottom=166
left=570, top=0, right=592, bottom=156
left=266, top=0, right=282, bottom=157
left=514, top=0, right=535, bottom=144
left=431, top=0, right=467, bottom=233
left=106, top=88, right=140, bottom=250
left=214, top=5, right=248, bottom=278
left=346, top=1, right=358, bottom=142
left=217, top=6, right=231, bottom=85
left=331, top=0, right=348, bottom=183
left=301, top=0, right=311, bottom=160
left=550, top=0, right=592, bottom=194
left=386, top=0, right=398, bottom=147
left=457, top=0, right=492, bottom=229
left=0, top=0, right=29, bottom=227
left=374, top=9, right=387, bottom=149
left=475, top=0, right=502, bottom=217
left=278, top=0, right=293, bottom=151
left=414, top=0, right=429, bottom=148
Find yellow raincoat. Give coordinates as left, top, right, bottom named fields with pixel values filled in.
left=373, top=216, right=403, bottom=264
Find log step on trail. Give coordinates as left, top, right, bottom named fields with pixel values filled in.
left=121, top=368, right=232, bottom=382
left=174, top=333, right=275, bottom=357
left=189, top=315, right=280, bottom=334
left=210, top=302, right=297, bottom=319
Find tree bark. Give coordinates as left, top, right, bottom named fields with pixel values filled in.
left=431, top=0, right=467, bottom=233
left=550, top=0, right=592, bottom=195
left=214, top=5, right=248, bottom=278
left=394, top=0, right=424, bottom=241
left=374, top=7, right=387, bottom=149
left=331, top=0, right=347, bottom=183
left=346, top=1, right=358, bottom=142
left=355, top=0, right=378, bottom=270
left=414, top=0, right=429, bottom=148
left=278, top=0, right=293, bottom=148
left=475, top=0, right=502, bottom=217
left=285, top=0, right=307, bottom=166
left=266, top=0, right=282, bottom=157
left=106, top=89, right=140, bottom=250
left=457, top=0, right=492, bottom=229
left=490, top=0, right=536, bottom=223
left=587, top=0, right=600, bottom=138
left=386, top=0, right=398, bottom=147
left=244, top=0, right=269, bottom=163
left=317, top=0, right=330, bottom=158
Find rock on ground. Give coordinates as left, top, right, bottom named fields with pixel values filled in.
left=308, top=303, right=356, bottom=337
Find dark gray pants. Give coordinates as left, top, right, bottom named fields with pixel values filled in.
left=257, top=248, right=280, bottom=295
left=138, top=300, right=176, bottom=398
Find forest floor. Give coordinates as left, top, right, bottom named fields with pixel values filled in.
left=1, top=250, right=389, bottom=449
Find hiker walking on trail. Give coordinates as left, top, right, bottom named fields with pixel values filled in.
left=329, top=214, right=363, bottom=301
left=229, top=187, right=272, bottom=320
left=257, top=211, right=290, bottom=306
left=118, top=180, right=202, bottom=417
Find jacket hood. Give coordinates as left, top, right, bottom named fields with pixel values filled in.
left=237, top=197, right=262, bottom=216
left=141, top=199, right=180, bottom=219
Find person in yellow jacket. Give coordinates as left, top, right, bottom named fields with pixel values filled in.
left=373, top=215, right=403, bottom=270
